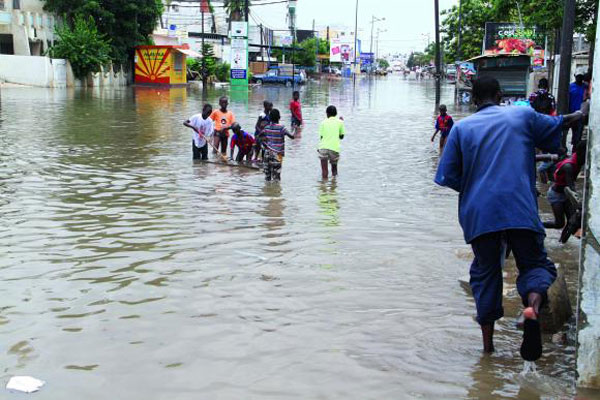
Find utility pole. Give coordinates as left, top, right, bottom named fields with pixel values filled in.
left=557, top=0, right=576, bottom=116
left=200, top=0, right=209, bottom=90
left=457, top=0, right=463, bottom=60
left=313, top=19, right=318, bottom=72
left=353, top=0, right=359, bottom=85
left=369, top=15, right=384, bottom=73
left=434, top=0, right=441, bottom=106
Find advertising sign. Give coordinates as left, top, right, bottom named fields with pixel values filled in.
left=281, top=35, right=293, bottom=46
left=360, top=52, right=375, bottom=65
left=230, top=22, right=248, bottom=87
left=330, top=38, right=342, bottom=63
left=483, top=23, right=545, bottom=64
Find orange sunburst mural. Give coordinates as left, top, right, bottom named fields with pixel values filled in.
left=135, top=47, right=172, bottom=84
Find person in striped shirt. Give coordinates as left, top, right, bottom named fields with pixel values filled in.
left=260, top=109, right=295, bottom=181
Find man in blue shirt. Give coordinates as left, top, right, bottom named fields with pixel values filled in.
left=566, top=71, right=588, bottom=147
left=435, top=77, right=583, bottom=361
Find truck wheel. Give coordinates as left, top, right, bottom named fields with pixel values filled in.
left=285, top=80, right=292, bottom=87
left=257, top=79, right=263, bottom=85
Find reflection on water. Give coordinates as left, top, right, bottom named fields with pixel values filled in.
left=318, top=180, right=340, bottom=227
left=0, top=77, right=591, bottom=399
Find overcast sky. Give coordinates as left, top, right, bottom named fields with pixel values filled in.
left=250, top=0, right=459, bottom=55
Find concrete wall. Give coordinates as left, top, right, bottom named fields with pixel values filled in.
left=0, top=55, right=129, bottom=87
left=0, top=54, right=59, bottom=86
left=577, top=23, right=600, bottom=390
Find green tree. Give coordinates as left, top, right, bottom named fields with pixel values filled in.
left=224, top=0, right=250, bottom=31
left=377, top=58, right=390, bottom=69
left=44, top=0, right=163, bottom=65
left=441, top=0, right=496, bottom=61
left=48, top=15, right=111, bottom=79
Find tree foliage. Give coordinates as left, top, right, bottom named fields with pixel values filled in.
left=377, top=58, right=390, bottom=69
left=224, top=0, right=250, bottom=22
left=271, top=37, right=328, bottom=67
left=48, top=15, right=111, bottom=79
left=44, top=0, right=163, bottom=65
left=440, top=0, right=598, bottom=62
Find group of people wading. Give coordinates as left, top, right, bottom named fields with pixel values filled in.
left=184, top=91, right=346, bottom=181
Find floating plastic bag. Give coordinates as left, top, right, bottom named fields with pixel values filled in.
left=6, top=376, right=45, bottom=393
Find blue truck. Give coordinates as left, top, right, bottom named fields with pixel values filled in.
left=252, top=67, right=304, bottom=87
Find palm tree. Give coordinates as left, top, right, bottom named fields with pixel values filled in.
left=224, top=0, right=250, bottom=31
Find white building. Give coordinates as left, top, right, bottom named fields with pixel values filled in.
left=0, top=0, right=56, bottom=55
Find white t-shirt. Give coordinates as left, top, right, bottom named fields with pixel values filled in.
left=189, top=113, right=214, bottom=148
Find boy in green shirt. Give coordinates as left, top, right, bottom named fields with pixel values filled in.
left=318, top=105, right=346, bottom=179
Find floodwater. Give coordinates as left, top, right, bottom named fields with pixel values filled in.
left=0, top=76, right=590, bottom=399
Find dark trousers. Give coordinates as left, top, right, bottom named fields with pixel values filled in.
left=562, top=120, right=584, bottom=148
left=235, top=149, right=252, bottom=162
left=469, top=229, right=557, bottom=326
left=193, top=141, right=208, bottom=160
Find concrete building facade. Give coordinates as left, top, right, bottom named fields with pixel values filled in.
left=0, top=0, right=56, bottom=56
left=577, top=26, right=600, bottom=389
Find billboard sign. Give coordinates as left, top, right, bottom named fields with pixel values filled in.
left=360, top=52, right=375, bottom=65
left=330, top=37, right=356, bottom=64
left=483, top=23, right=545, bottom=59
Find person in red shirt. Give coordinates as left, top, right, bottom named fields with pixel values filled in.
left=543, top=140, right=587, bottom=229
left=430, top=104, right=454, bottom=152
left=229, top=123, right=256, bottom=162
left=289, top=91, right=303, bottom=135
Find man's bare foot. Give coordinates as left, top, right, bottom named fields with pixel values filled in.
left=481, top=324, right=495, bottom=353
left=520, top=293, right=543, bottom=361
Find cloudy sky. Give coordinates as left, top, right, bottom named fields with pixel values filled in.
left=250, top=0, right=459, bottom=55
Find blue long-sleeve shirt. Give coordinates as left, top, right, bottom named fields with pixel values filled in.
left=434, top=105, right=563, bottom=243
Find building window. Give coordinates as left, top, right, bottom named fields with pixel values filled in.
left=12, top=0, right=19, bottom=10
left=171, top=4, right=179, bottom=12
left=174, top=52, right=183, bottom=71
left=0, top=1, right=5, bottom=10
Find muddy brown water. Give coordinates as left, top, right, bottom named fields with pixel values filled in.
left=0, top=76, right=591, bottom=399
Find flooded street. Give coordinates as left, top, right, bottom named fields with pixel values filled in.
left=0, top=76, right=583, bottom=399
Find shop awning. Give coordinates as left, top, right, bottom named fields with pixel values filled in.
left=176, top=48, right=203, bottom=58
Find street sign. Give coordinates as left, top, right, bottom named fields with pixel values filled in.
left=360, top=52, right=375, bottom=65
left=230, top=21, right=248, bottom=88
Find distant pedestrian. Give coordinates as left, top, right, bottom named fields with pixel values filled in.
left=566, top=70, right=588, bottom=147
left=184, top=103, right=214, bottom=161
left=290, top=91, right=303, bottom=135
left=210, top=96, right=235, bottom=156
left=435, top=77, right=584, bottom=361
left=529, top=78, right=556, bottom=115
left=318, top=105, right=346, bottom=180
left=431, top=104, right=454, bottom=152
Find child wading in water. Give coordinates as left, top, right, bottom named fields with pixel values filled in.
left=254, top=101, right=273, bottom=162
left=318, top=105, right=346, bottom=180
left=431, top=104, right=454, bottom=152
left=183, top=103, right=214, bottom=160
left=290, top=91, right=303, bottom=135
left=229, top=123, right=256, bottom=162
left=261, top=109, right=295, bottom=181
left=210, top=96, right=235, bottom=156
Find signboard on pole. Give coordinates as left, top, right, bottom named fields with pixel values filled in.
left=360, top=52, right=374, bottom=65
left=230, top=21, right=248, bottom=88
left=330, top=38, right=342, bottom=63
left=483, top=22, right=546, bottom=67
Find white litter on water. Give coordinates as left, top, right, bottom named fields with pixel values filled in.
left=6, top=376, right=45, bottom=393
